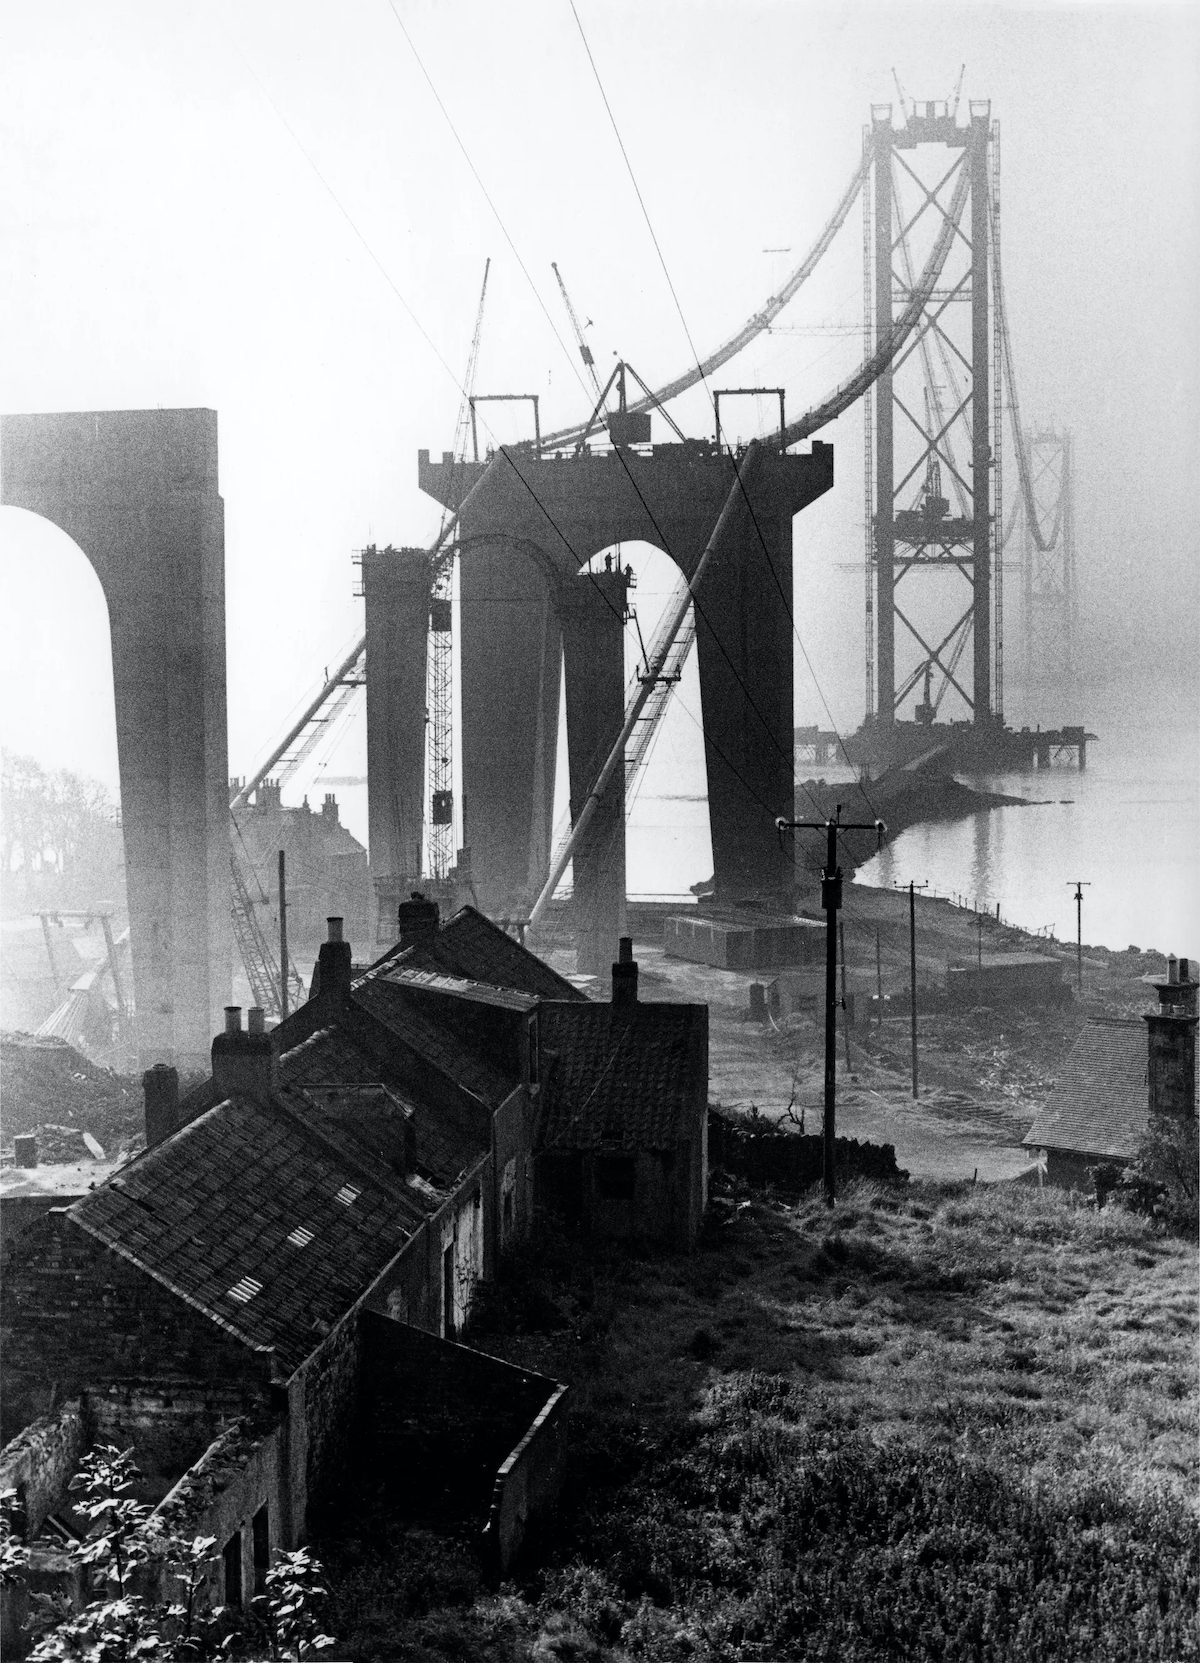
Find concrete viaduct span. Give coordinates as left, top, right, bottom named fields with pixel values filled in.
left=1, top=409, right=230, bottom=1070
left=366, top=438, right=833, bottom=970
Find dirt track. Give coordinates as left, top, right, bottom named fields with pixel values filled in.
left=549, top=882, right=1165, bottom=1183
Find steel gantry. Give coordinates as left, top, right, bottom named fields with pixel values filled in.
left=864, top=98, right=1000, bottom=730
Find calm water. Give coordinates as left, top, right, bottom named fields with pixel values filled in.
left=629, top=674, right=1199, bottom=957
left=855, top=678, right=1199, bottom=955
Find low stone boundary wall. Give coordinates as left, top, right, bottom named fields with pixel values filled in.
left=481, top=1381, right=569, bottom=1581
left=708, top=1107, right=907, bottom=1190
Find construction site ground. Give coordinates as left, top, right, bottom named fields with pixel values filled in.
left=547, top=883, right=1164, bottom=1184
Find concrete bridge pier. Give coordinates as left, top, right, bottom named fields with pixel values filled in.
left=562, top=567, right=629, bottom=975
left=458, top=540, right=562, bottom=920
left=362, top=544, right=431, bottom=941
left=1, top=409, right=229, bottom=1071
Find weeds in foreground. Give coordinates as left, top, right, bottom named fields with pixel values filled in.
left=327, top=1181, right=1197, bottom=1663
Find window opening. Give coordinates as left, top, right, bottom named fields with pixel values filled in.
left=252, top=1506, right=270, bottom=1594
left=223, top=1530, right=243, bottom=1607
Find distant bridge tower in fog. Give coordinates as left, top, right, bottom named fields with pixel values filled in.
left=863, top=97, right=1002, bottom=730
left=1018, top=427, right=1077, bottom=689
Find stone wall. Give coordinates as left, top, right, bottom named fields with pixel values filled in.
left=482, top=1381, right=569, bottom=1580
left=0, top=1211, right=272, bottom=1443
left=357, top=1313, right=561, bottom=1531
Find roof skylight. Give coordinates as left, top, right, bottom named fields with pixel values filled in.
left=287, top=1226, right=315, bottom=1248
left=227, top=1276, right=263, bottom=1304
left=335, top=1184, right=361, bottom=1206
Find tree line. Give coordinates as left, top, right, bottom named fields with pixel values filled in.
left=1, top=751, right=125, bottom=915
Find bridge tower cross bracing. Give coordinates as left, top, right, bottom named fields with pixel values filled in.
left=868, top=98, right=999, bottom=731
left=1019, top=428, right=1077, bottom=691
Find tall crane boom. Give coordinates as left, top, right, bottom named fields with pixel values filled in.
left=552, top=261, right=606, bottom=408
left=429, top=258, right=491, bottom=880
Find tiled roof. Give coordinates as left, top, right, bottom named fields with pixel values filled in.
left=537, top=1002, right=706, bottom=1151
left=375, top=907, right=587, bottom=1002
left=70, top=1094, right=437, bottom=1376
left=350, top=978, right=514, bottom=1108
left=280, top=1025, right=486, bottom=1187
left=1023, top=1018, right=1147, bottom=1160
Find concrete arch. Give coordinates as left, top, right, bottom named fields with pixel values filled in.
left=417, top=440, right=835, bottom=931
left=1, top=409, right=230, bottom=1069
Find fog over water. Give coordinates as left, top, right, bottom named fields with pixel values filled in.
left=1, top=2, right=1196, bottom=948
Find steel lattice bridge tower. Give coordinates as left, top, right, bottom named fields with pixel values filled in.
left=1019, top=426, right=1077, bottom=689
left=863, top=97, right=1002, bottom=735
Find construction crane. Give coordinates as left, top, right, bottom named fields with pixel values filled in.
left=428, top=258, right=490, bottom=881
left=552, top=260, right=606, bottom=409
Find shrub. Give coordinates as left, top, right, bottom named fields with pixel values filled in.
left=1127, top=1114, right=1199, bottom=1233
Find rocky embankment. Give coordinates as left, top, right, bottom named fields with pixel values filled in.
left=795, top=762, right=1034, bottom=872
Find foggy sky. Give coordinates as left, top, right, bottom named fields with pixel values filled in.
left=1, top=0, right=1197, bottom=831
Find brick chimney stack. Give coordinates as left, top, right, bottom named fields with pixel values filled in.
left=311, top=916, right=353, bottom=1014
left=143, top=1062, right=180, bottom=1147
left=211, top=1005, right=278, bottom=1103
left=612, top=937, right=639, bottom=1009
left=398, top=893, right=440, bottom=951
left=1145, top=952, right=1198, bottom=1120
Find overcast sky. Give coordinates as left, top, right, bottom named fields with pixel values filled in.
left=1, top=0, right=1197, bottom=844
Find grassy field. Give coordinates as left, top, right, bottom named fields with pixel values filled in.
left=320, top=1181, right=1198, bottom=1661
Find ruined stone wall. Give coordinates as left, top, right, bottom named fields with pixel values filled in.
left=0, top=1211, right=271, bottom=1443
left=297, top=1312, right=362, bottom=1520
left=0, top=1401, right=89, bottom=1536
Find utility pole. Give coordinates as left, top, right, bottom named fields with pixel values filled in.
left=875, top=927, right=883, bottom=1027
left=839, top=919, right=852, bottom=1071
left=909, top=880, right=928, bottom=1099
left=976, top=912, right=984, bottom=971
left=1068, top=880, right=1090, bottom=995
left=776, top=808, right=886, bottom=1206
left=278, top=851, right=290, bottom=1021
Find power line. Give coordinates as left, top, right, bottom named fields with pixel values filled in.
left=568, top=2, right=714, bottom=421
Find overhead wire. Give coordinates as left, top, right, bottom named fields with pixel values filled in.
left=567, top=2, right=877, bottom=823
left=243, top=9, right=914, bottom=895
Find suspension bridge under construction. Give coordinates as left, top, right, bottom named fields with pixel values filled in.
left=0, top=94, right=1090, bottom=1066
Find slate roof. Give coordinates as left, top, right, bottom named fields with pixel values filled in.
left=350, top=978, right=514, bottom=1108
left=280, top=1024, right=486, bottom=1187
left=537, top=1003, right=707, bottom=1151
left=375, top=906, right=586, bottom=1002
left=70, top=1093, right=442, bottom=1375
left=1023, top=1018, right=1147, bottom=1160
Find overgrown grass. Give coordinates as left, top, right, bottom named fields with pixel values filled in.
left=325, top=1182, right=1198, bottom=1661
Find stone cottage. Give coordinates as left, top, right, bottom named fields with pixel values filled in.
left=1023, top=952, right=1198, bottom=1185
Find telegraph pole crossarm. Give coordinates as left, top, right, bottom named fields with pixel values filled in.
left=775, top=808, right=886, bottom=1206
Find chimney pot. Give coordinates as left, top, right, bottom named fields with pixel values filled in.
left=224, top=1006, right=242, bottom=1035
left=247, top=1007, right=266, bottom=1035
left=618, top=937, right=634, bottom=964
left=1181, top=956, right=1191, bottom=983
left=327, top=917, right=344, bottom=943
left=1168, top=954, right=1179, bottom=984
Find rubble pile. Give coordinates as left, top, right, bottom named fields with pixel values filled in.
left=0, top=1032, right=142, bottom=1160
